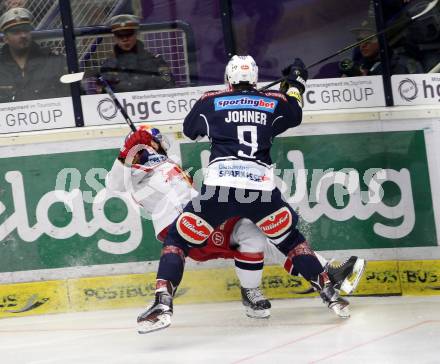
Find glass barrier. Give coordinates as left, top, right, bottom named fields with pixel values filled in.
left=384, top=0, right=440, bottom=106
left=72, top=0, right=227, bottom=92
left=229, top=0, right=391, bottom=111
left=379, top=0, right=439, bottom=74
left=231, top=0, right=371, bottom=80
left=72, top=0, right=229, bottom=127
left=2, top=0, right=439, bottom=133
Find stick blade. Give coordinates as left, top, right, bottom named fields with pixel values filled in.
left=60, top=72, right=85, bottom=84
left=412, top=0, right=439, bottom=20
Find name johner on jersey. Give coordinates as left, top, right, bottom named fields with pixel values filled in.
left=224, top=110, right=267, bottom=125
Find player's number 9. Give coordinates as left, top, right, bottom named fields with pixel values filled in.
left=237, top=125, right=258, bottom=159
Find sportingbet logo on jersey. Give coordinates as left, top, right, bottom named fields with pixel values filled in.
left=214, top=96, right=278, bottom=112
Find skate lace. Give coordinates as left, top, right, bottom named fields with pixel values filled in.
left=246, top=288, right=266, bottom=303
left=327, top=258, right=350, bottom=270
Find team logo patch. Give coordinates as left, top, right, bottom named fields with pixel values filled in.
left=211, top=231, right=225, bottom=246
left=257, top=207, right=292, bottom=238
left=214, top=96, right=278, bottom=113
left=177, top=212, right=213, bottom=245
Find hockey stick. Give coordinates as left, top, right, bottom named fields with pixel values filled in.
left=429, top=61, right=440, bottom=73
left=59, top=72, right=137, bottom=132
left=59, top=72, right=85, bottom=84
left=258, top=0, right=439, bottom=91
left=97, top=76, right=137, bottom=132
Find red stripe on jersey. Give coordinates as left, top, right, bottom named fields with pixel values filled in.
left=131, top=163, right=154, bottom=173
left=262, top=91, right=287, bottom=101
left=201, top=89, right=232, bottom=100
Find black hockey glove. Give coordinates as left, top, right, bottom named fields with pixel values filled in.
left=281, top=58, right=308, bottom=94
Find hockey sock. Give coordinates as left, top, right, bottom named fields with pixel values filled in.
left=284, top=241, right=324, bottom=281
left=291, top=254, right=324, bottom=281
left=156, top=245, right=185, bottom=288
left=234, top=251, right=264, bottom=288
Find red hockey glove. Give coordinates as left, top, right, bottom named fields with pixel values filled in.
left=118, top=129, right=152, bottom=160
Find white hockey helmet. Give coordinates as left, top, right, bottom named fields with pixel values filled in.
left=224, top=55, right=258, bottom=86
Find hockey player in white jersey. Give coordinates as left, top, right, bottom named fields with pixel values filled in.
left=107, top=126, right=273, bottom=321
left=106, top=124, right=365, bottom=333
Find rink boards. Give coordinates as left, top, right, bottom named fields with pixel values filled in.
left=1, top=109, right=440, bottom=318
left=1, top=260, right=440, bottom=318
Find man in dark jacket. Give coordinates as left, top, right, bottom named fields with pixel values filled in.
left=340, top=17, right=423, bottom=77
left=0, top=7, right=69, bottom=103
left=99, top=14, right=174, bottom=93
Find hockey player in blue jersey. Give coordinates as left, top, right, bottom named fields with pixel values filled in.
left=138, top=55, right=352, bottom=333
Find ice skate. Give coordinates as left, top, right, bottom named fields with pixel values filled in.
left=311, top=272, right=350, bottom=318
left=137, top=281, right=174, bottom=334
left=240, top=286, right=271, bottom=318
left=326, top=256, right=366, bottom=294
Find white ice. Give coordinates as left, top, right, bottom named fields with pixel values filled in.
left=0, top=296, right=439, bottom=364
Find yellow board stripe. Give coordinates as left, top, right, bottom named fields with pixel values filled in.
left=1, top=260, right=440, bottom=318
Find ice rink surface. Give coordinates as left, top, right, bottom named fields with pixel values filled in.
left=1, top=296, right=439, bottom=364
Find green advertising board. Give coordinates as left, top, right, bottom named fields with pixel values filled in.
left=0, top=130, right=437, bottom=274
left=0, top=149, right=160, bottom=273
left=180, top=131, right=437, bottom=251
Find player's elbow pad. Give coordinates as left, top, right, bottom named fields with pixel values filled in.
left=105, top=160, right=127, bottom=192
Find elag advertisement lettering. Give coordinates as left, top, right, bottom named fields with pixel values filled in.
left=0, top=149, right=160, bottom=273
left=0, top=130, right=437, bottom=274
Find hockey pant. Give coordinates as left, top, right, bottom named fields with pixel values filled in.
left=161, top=218, right=267, bottom=290
left=159, top=185, right=324, bottom=288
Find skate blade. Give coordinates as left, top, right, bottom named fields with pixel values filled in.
left=331, top=304, right=350, bottom=318
left=341, top=258, right=366, bottom=294
left=137, top=313, right=172, bottom=334
left=245, top=307, right=271, bottom=319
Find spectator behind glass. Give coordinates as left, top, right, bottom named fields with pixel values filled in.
left=401, top=0, right=440, bottom=72
left=365, top=0, right=439, bottom=72
left=98, top=14, right=175, bottom=93
left=0, top=7, right=69, bottom=103
left=338, top=17, right=423, bottom=77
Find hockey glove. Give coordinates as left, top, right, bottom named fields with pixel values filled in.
left=119, top=129, right=152, bottom=160
left=281, top=58, right=308, bottom=94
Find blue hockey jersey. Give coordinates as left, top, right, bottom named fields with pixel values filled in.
left=183, top=88, right=303, bottom=190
